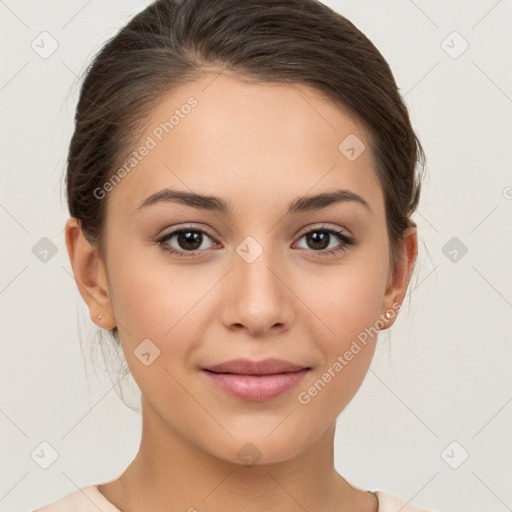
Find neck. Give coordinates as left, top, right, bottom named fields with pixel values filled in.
left=100, top=399, right=377, bottom=512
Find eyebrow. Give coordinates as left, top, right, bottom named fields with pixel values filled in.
left=136, top=188, right=372, bottom=215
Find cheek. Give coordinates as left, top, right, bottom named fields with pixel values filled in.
left=107, top=248, right=193, bottom=338
left=106, top=253, right=211, bottom=377
left=295, top=269, right=386, bottom=418
left=106, top=261, right=195, bottom=409
left=292, top=252, right=388, bottom=407
left=299, top=256, right=389, bottom=348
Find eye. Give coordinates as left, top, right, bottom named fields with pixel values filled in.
left=157, top=226, right=217, bottom=257
left=156, top=224, right=354, bottom=258
left=293, top=225, right=354, bottom=257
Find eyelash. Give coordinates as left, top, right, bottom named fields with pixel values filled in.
left=156, top=224, right=355, bottom=259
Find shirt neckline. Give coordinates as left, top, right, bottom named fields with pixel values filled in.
left=83, top=485, right=123, bottom=512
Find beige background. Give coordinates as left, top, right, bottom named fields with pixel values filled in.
left=0, top=1, right=511, bottom=511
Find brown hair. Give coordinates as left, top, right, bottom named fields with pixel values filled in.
left=67, top=0, right=425, bottom=345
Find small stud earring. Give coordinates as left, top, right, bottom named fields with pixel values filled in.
left=385, top=312, right=391, bottom=320
left=97, top=315, right=102, bottom=319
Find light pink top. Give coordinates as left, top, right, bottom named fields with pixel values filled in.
left=33, top=484, right=434, bottom=511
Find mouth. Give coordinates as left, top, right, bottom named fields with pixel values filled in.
left=203, top=358, right=311, bottom=375
left=201, top=358, right=311, bottom=401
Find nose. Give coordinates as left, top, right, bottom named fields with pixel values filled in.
left=221, top=238, right=295, bottom=337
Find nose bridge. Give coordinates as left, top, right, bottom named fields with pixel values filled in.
left=235, top=232, right=282, bottom=298
left=223, top=232, right=293, bottom=332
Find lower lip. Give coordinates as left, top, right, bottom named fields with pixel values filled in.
left=202, top=369, right=310, bottom=401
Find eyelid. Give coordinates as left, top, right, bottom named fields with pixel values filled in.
left=297, top=223, right=352, bottom=239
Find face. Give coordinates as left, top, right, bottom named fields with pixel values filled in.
left=79, top=72, right=411, bottom=465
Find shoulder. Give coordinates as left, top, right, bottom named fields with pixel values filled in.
left=33, top=485, right=121, bottom=512
left=375, top=490, right=434, bottom=512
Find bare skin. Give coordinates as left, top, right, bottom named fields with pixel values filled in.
left=65, top=70, right=417, bottom=512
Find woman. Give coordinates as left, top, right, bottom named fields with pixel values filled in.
left=35, top=0, right=432, bottom=510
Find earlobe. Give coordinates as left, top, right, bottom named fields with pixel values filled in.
left=64, top=217, right=117, bottom=329
left=380, top=225, right=418, bottom=329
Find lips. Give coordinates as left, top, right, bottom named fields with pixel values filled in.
left=201, top=358, right=311, bottom=401
left=203, top=358, right=310, bottom=375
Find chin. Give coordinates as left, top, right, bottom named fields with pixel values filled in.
left=205, top=430, right=313, bottom=467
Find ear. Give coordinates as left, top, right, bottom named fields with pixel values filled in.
left=379, top=225, right=418, bottom=329
left=64, top=217, right=116, bottom=329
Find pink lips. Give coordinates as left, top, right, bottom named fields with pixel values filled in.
left=202, top=358, right=311, bottom=401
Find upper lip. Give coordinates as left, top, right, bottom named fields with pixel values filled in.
left=203, top=358, right=310, bottom=375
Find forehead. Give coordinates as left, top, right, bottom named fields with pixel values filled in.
left=107, top=72, right=383, bottom=218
